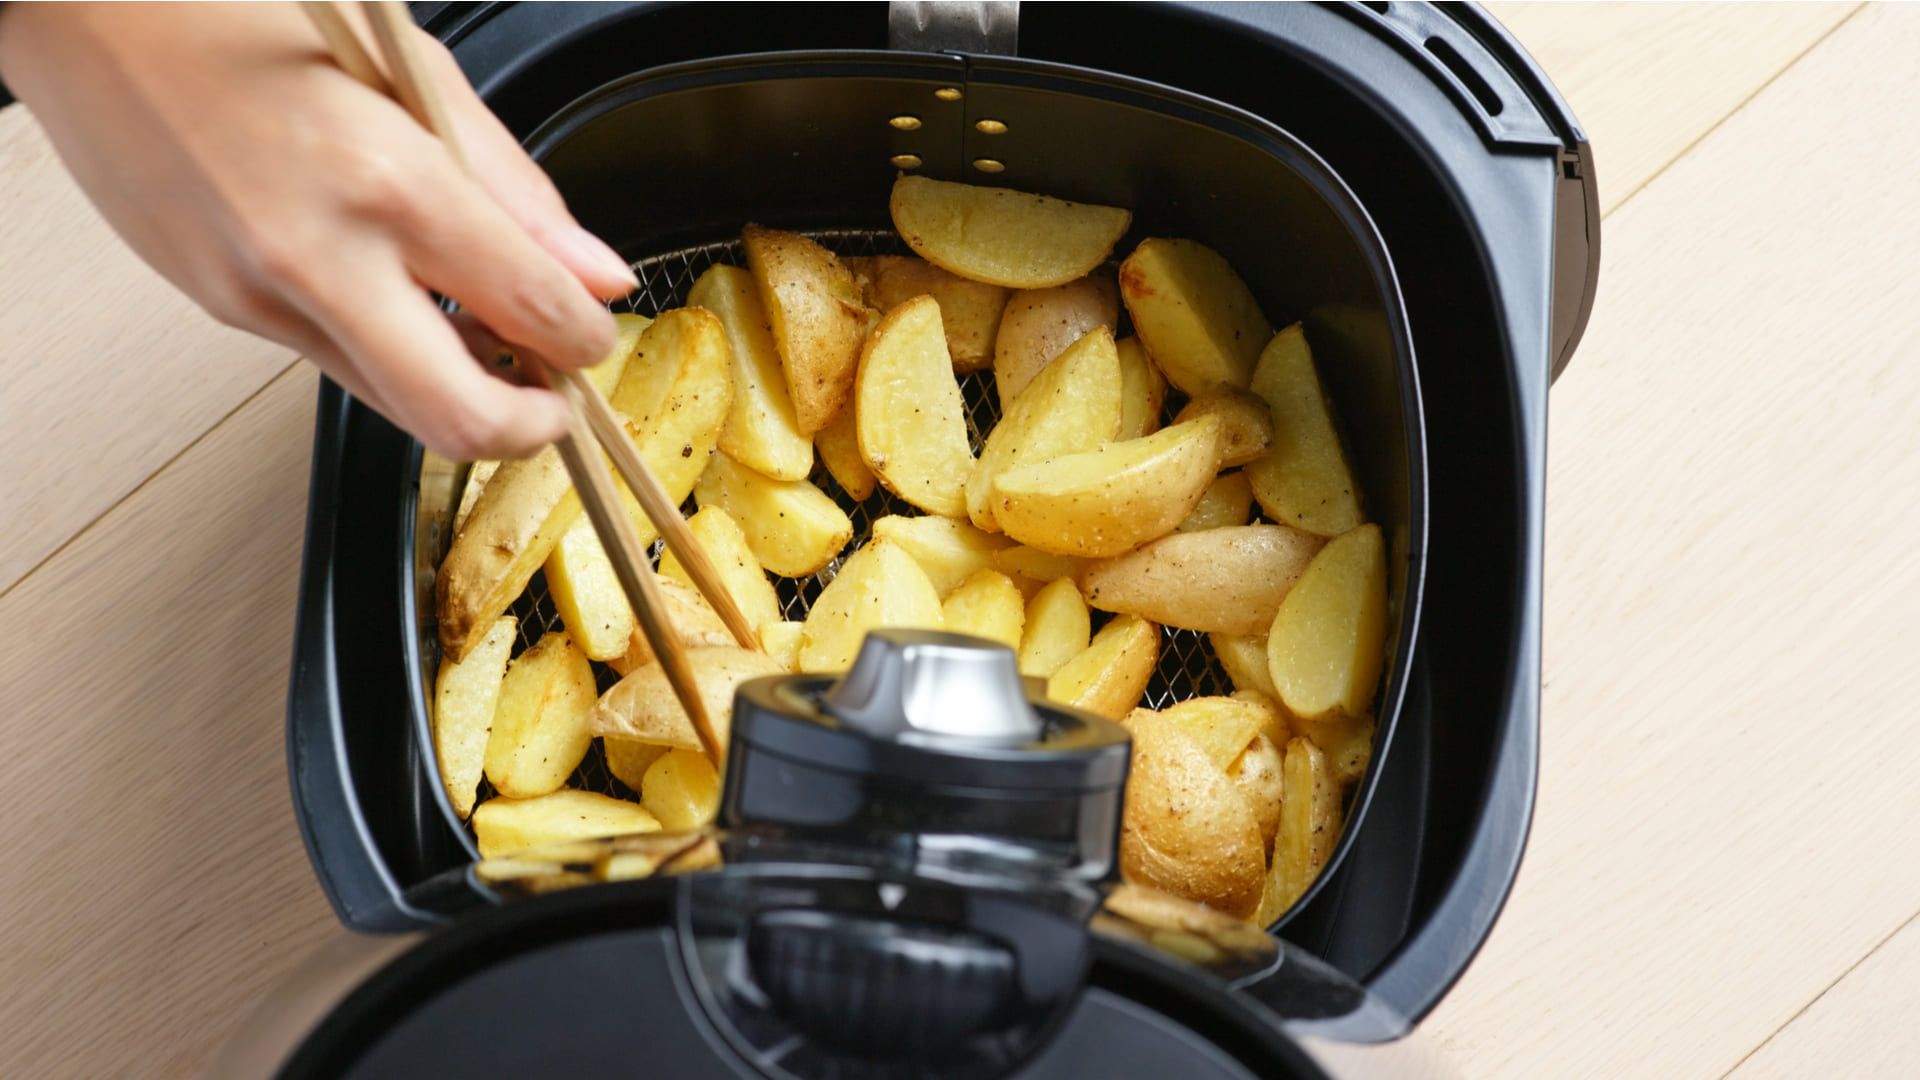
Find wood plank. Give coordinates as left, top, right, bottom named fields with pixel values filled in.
left=1422, top=5, right=1920, bottom=1076
left=0, top=106, right=293, bottom=594
left=0, top=366, right=336, bottom=1076
left=1484, top=1, right=1858, bottom=212
left=1731, top=911, right=1920, bottom=1078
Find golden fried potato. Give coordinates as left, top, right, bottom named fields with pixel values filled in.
left=1116, top=337, right=1167, bottom=440
left=857, top=254, right=1009, bottom=371
left=993, top=545, right=1089, bottom=592
left=1118, top=238, right=1271, bottom=395
left=1174, top=388, right=1272, bottom=468
left=693, top=452, right=853, bottom=577
left=1293, top=712, right=1375, bottom=786
left=437, top=446, right=580, bottom=661
left=855, top=297, right=975, bottom=517
left=871, top=514, right=1012, bottom=598
left=814, top=405, right=876, bottom=500
left=1229, top=732, right=1285, bottom=847
left=742, top=224, right=866, bottom=433
left=993, top=273, right=1119, bottom=407
left=1018, top=577, right=1090, bottom=678
left=1246, top=324, right=1365, bottom=537
left=1119, top=706, right=1266, bottom=918
left=1177, top=472, right=1254, bottom=533
left=968, top=326, right=1123, bottom=532
left=1254, top=737, right=1345, bottom=925
left=689, top=264, right=813, bottom=481
left=993, top=416, right=1222, bottom=557
left=1077, top=524, right=1325, bottom=634
left=604, top=737, right=670, bottom=793
left=1211, top=632, right=1277, bottom=699
left=641, top=749, right=721, bottom=831
left=452, top=460, right=499, bottom=534
left=590, top=645, right=785, bottom=756
left=1265, top=524, right=1387, bottom=722
left=545, top=518, right=634, bottom=662
left=941, top=569, right=1026, bottom=651
left=433, top=616, right=515, bottom=817
left=607, top=576, right=735, bottom=676
left=619, top=308, right=735, bottom=519
left=758, top=620, right=805, bottom=672
left=658, top=505, right=783, bottom=633
left=797, top=538, right=945, bottom=673
left=485, top=632, right=597, bottom=799
left=1157, top=696, right=1266, bottom=768
left=890, top=175, right=1132, bottom=289
left=1048, top=614, right=1160, bottom=720
left=473, top=790, right=660, bottom=859
left=1230, top=688, right=1291, bottom=749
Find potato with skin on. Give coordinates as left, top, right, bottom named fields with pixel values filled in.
left=433, top=616, right=516, bottom=817
left=968, top=325, right=1123, bottom=532
left=1048, top=614, right=1160, bottom=720
left=871, top=514, right=1013, bottom=598
left=1119, top=706, right=1266, bottom=919
left=1017, top=577, right=1090, bottom=678
left=855, top=254, right=1010, bottom=371
left=937, top=569, right=1025, bottom=651
left=1174, top=388, right=1272, bottom=469
left=437, top=446, right=580, bottom=661
left=797, top=538, right=946, bottom=673
left=993, top=273, right=1119, bottom=408
left=590, top=645, right=786, bottom=756
left=1246, top=324, right=1365, bottom=537
left=890, top=175, right=1132, bottom=289
left=1115, top=337, right=1168, bottom=441
left=642, top=749, right=721, bottom=831
left=1157, top=696, right=1266, bottom=768
left=689, top=264, right=813, bottom=481
left=604, top=737, right=670, bottom=793
left=1229, top=732, right=1285, bottom=848
left=814, top=406, right=876, bottom=500
left=855, top=297, right=975, bottom=517
left=472, top=789, right=661, bottom=859
left=694, top=452, right=853, bottom=577
left=658, top=505, right=783, bottom=633
left=607, top=575, right=734, bottom=676
left=1265, top=524, right=1388, bottom=723
left=452, top=460, right=498, bottom=534
left=1254, top=737, right=1345, bottom=925
left=759, top=620, right=805, bottom=672
left=1293, top=712, right=1375, bottom=786
left=1077, top=524, right=1325, bottom=635
left=485, top=632, right=598, bottom=799
left=994, top=416, right=1222, bottom=558
left=993, top=545, right=1089, bottom=592
left=1230, top=687, right=1292, bottom=749
left=1211, top=632, right=1277, bottom=699
left=1119, top=237, right=1273, bottom=395
left=742, top=224, right=867, bottom=433
left=1177, top=472, right=1253, bottom=532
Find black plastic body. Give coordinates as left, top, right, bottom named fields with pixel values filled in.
left=287, top=0, right=1590, bottom=1025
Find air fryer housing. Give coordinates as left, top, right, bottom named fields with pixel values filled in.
left=286, top=0, right=1593, bottom=1033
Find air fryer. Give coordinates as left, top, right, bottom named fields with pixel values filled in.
left=280, top=0, right=1595, bottom=1068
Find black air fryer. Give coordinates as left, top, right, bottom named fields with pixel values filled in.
left=268, top=2, right=1597, bottom=1075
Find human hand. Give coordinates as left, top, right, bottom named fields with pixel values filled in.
left=0, top=2, right=633, bottom=458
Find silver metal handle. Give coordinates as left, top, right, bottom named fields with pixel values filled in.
left=889, top=1, right=1019, bottom=56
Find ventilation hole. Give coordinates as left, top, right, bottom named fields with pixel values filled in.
left=972, top=158, right=1006, bottom=174
left=889, top=115, right=922, bottom=131
left=1424, top=36, right=1504, bottom=117
left=974, top=118, right=1008, bottom=135
left=934, top=87, right=962, bottom=102
left=891, top=154, right=924, bottom=170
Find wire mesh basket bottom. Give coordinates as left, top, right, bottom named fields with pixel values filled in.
left=475, top=229, right=1235, bottom=810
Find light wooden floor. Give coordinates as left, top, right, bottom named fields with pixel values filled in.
left=1, top=4, right=1913, bottom=1075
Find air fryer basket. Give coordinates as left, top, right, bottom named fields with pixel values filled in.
left=401, top=52, right=1426, bottom=928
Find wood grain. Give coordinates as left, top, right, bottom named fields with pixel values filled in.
left=0, top=107, right=295, bottom=595
left=1422, top=5, right=1920, bottom=1075
left=1730, top=911, right=1920, bottom=1078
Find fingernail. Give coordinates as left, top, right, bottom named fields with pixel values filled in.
left=564, top=226, right=638, bottom=292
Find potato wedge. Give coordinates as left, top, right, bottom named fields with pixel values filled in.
left=1077, top=524, right=1325, bottom=635
left=1174, top=388, right=1272, bottom=469
left=1048, top=614, right=1159, bottom=720
left=1293, top=712, right=1375, bottom=786
left=641, top=749, right=722, bottom=831
left=742, top=224, right=866, bottom=433
left=1254, top=737, right=1345, bottom=924
left=604, top=737, right=670, bottom=793
left=1230, top=732, right=1285, bottom=848
left=857, top=254, right=1009, bottom=371
left=871, top=514, right=1012, bottom=597
left=967, top=326, right=1123, bottom=531
left=589, top=645, right=786, bottom=756
left=993, top=274, right=1119, bottom=407
left=607, top=575, right=735, bottom=676
left=1211, top=632, right=1277, bottom=699
left=689, top=264, right=813, bottom=481
left=545, top=519, right=635, bottom=662
left=993, top=545, right=1088, bottom=590
left=485, top=632, right=597, bottom=799
left=437, top=446, right=580, bottom=661
left=1246, top=324, right=1365, bottom=536
left=433, top=616, right=515, bottom=817
left=814, top=405, right=876, bottom=500
left=797, top=538, right=945, bottom=673
left=1157, top=696, right=1266, bottom=769
left=855, top=296, right=975, bottom=516
left=1118, top=238, right=1272, bottom=395
left=453, top=460, right=498, bottom=534
left=759, top=620, right=805, bottom=672
left=1265, top=524, right=1388, bottom=722
left=1120, top=706, right=1265, bottom=918
left=658, top=505, right=783, bottom=633
left=1018, top=577, right=1090, bottom=678
left=890, top=175, right=1132, bottom=289
left=1116, top=337, right=1167, bottom=441
left=694, top=452, right=853, bottom=577
left=994, top=416, right=1222, bottom=558
left=625, top=309, right=736, bottom=509
left=1177, top=472, right=1253, bottom=533
left=473, top=790, right=661, bottom=859
left=590, top=312, right=651, bottom=397
left=941, top=569, right=1026, bottom=651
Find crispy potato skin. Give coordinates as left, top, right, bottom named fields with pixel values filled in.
left=1078, top=524, right=1326, bottom=634
left=1120, top=707, right=1267, bottom=918
left=993, top=273, right=1119, bottom=408
left=994, top=416, right=1222, bottom=558
left=890, top=176, right=1131, bottom=289
left=589, top=645, right=785, bottom=755
left=743, top=224, right=867, bottom=433
left=858, top=255, right=1010, bottom=371
left=1118, top=238, right=1272, bottom=396
left=1254, top=736, right=1345, bottom=925
left=438, top=447, right=577, bottom=661
left=1174, top=388, right=1272, bottom=469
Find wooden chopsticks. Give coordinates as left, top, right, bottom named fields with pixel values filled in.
left=302, top=1, right=757, bottom=763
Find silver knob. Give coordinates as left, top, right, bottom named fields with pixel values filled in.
left=822, top=629, right=1043, bottom=746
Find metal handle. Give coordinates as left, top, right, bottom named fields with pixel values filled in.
left=888, top=1, right=1018, bottom=55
